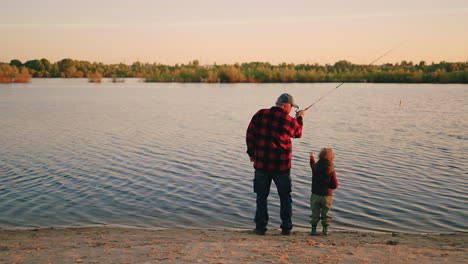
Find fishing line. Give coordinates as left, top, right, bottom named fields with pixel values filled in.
left=299, top=44, right=403, bottom=112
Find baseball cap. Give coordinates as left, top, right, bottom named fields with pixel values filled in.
left=277, top=93, right=298, bottom=108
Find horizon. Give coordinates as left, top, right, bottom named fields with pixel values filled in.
left=2, top=0, right=468, bottom=65
left=3, top=57, right=468, bottom=67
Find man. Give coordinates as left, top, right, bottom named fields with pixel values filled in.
left=246, top=93, right=306, bottom=235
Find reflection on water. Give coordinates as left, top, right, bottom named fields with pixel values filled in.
left=0, top=80, right=467, bottom=233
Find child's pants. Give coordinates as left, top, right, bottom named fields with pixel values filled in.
left=310, top=193, right=333, bottom=226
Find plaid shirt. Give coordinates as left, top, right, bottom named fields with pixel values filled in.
left=246, top=106, right=303, bottom=172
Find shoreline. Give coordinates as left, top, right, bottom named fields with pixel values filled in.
left=1, top=226, right=466, bottom=263
left=0, top=223, right=465, bottom=234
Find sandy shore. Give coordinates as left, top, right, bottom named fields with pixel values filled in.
left=0, top=226, right=466, bottom=264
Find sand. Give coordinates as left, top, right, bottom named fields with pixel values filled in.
left=0, top=226, right=466, bottom=264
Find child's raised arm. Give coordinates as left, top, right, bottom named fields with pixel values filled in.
left=310, top=153, right=316, bottom=169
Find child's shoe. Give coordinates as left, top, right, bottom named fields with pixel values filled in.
left=322, top=225, right=330, bottom=236
left=309, top=226, right=319, bottom=236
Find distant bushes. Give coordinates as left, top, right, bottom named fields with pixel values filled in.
left=88, top=72, right=103, bottom=83
left=1, top=58, right=467, bottom=83
left=144, top=60, right=467, bottom=83
left=0, top=64, right=31, bottom=83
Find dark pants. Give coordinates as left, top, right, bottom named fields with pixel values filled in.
left=253, top=169, right=292, bottom=232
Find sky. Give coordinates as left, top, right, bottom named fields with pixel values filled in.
left=1, top=0, right=468, bottom=65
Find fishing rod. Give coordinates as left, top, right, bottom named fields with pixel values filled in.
left=297, top=45, right=401, bottom=114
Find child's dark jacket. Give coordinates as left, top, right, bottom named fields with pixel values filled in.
left=310, top=155, right=338, bottom=196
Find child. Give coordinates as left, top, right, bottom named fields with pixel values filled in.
left=309, top=148, right=339, bottom=236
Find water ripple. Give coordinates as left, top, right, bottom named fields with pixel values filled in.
left=0, top=82, right=467, bottom=233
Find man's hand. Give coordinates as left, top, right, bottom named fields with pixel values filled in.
left=296, top=110, right=306, bottom=118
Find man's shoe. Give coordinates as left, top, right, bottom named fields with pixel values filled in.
left=281, top=229, right=291, bottom=236
left=254, top=229, right=266, bottom=235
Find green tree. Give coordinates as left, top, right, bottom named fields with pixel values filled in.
left=10, top=59, right=22, bottom=68
left=57, top=58, right=75, bottom=73
left=24, top=59, right=45, bottom=77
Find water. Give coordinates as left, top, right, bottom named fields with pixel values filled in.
left=1, top=79, right=467, bottom=233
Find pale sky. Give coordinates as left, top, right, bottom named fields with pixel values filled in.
left=1, top=0, right=468, bottom=65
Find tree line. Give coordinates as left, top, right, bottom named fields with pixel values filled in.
left=1, top=58, right=467, bottom=83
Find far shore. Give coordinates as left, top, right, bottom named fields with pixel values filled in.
left=1, top=226, right=466, bottom=263
left=3, top=77, right=468, bottom=85
left=2, top=59, right=468, bottom=84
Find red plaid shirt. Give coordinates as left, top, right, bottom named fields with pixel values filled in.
left=246, top=106, right=303, bottom=172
